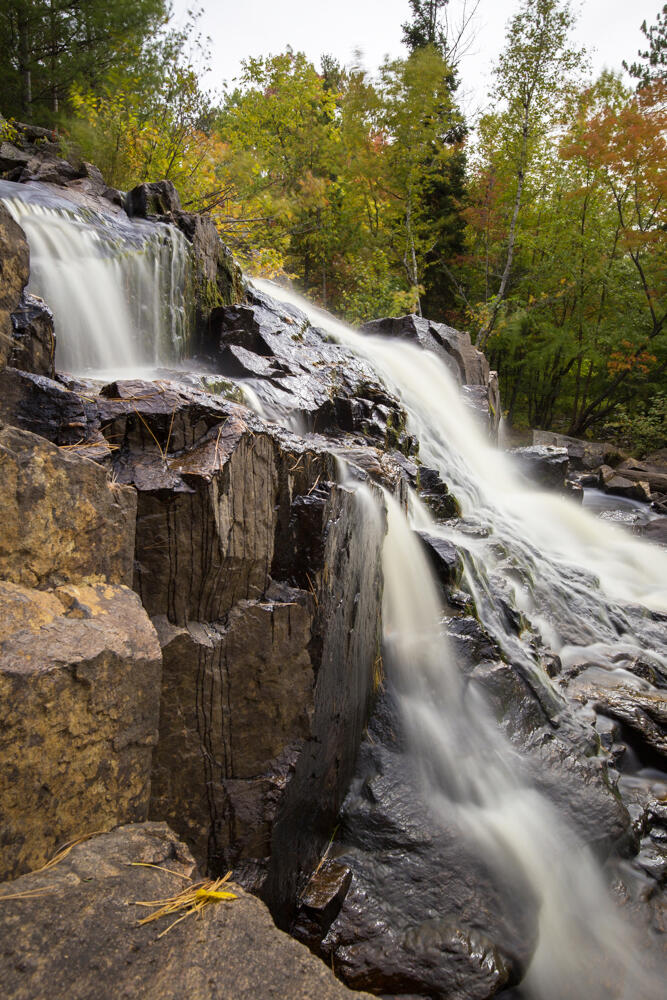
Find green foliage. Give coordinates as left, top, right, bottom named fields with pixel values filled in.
left=402, top=0, right=450, bottom=54
left=63, top=10, right=227, bottom=212
left=623, top=5, right=667, bottom=87
left=0, top=0, right=166, bottom=121
left=604, top=394, right=667, bottom=456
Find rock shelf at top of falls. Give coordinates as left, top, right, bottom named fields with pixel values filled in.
left=0, top=141, right=666, bottom=1000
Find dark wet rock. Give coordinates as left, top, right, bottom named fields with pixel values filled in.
left=571, top=675, right=667, bottom=767
left=362, top=313, right=488, bottom=386
left=533, top=431, right=625, bottom=471
left=417, top=530, right=463, bottom=587
left=0, top=202, right=29, bottom=368
left=564, top=479, right=584, bottom=502
left=0, top=367, right=89, bottom=444
left=0, top=582, right=161, bottom=880
left=0, top=823, right=371, bottom=1000
left=294, top=860, right=353, bottom=951
left=417, top=465, right=460, bottom=518
left=174, top=210, right=243, bottom=320
left=510, top=445, right=569, bottom=489
left=205, top=289, right=413, bottom=451
left=9, top=292, right=55, bottom=377
left=312, top=690, right=535, bottom=998
left=125, top=179, right=182, bottom=218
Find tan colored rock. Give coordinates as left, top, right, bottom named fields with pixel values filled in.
left=0, top=581, right=162, bottom=880
left=0, top=203, right=29, bottom=369
left=0, top=423, right=136, bottom=589
left=0, top=823, right=372, bottom=1000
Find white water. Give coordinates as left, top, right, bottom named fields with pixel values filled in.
left=2, top=183, right=664, bottom=994
left=255, top=278, right=667, bottom=999
left=0, top=181, right=192, bottom=373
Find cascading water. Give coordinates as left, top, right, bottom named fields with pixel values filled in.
left=254, top=278, right=667, bottom=998
left=3, top=175, right=665, bottom=994
left=0, top=180, right=192, bottom=373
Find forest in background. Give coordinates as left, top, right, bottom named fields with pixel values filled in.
left=0, top=0, right=665, bottom=451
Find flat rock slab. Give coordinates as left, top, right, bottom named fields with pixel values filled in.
left=0, top=822, right=371, bottom=1000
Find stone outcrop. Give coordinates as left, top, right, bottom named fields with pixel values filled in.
left=0, top=823, right=373, bottom=1000
left=203, top=287, right=416, bottom=450
left=0, top=583, right=161, bottom=880
left=533, top=430, right=625, bottom=471
left=0, top=423, right=136, bottom=590
left=8, top=292, right=55, bottom=377
left=5, top=370, right=386, bottom=919
left=362, top=313, right=501, bottom=437
left=125, top=179, right=244, bottom=329
left=0, top=202, right=29, bottom=368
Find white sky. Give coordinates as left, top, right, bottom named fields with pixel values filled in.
left=171, top=0, right=661, bottom=114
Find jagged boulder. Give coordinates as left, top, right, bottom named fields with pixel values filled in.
left=362, top=314, right=500, bottom=438
left=125, top=179, right=182, bottom=217
left=206, top=288, right=414, bottom=451
left=0, top=823, right=372, bottom=1000
left=362, top=313, right=489, bottom=386
left=9, top=291, right=55, bottom=377
left=510, top=445, right=570, bottom=489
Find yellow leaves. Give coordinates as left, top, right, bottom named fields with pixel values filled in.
left=136, top=873, right=238, bottom=939
left=194, top=888, right=237, bottom=901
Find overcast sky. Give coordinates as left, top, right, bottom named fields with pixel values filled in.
left=171, top=0, right=661, bottom=114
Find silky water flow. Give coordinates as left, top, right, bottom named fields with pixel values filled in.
left=0, top=180, right=192, bottom=373
left=1, top=182, right=664, bottom=996
left=256, top=278, right=667, bottom=1000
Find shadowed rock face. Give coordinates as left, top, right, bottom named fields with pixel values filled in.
left=0, top=823, right=374, bottom=1000
left=0, top=203, right=29, bottom=368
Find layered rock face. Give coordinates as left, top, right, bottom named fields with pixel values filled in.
left=0, top=425, right=161, bottom=880
left=0, top=363, right=388, bottom=919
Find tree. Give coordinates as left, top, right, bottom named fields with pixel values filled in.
left=475, top=0, right=584, bottom=350
left=402, top=0, right=450, bottom=53
left=377, top=45, right=465, bottom=316
left=64, top=10, right=226, bottom=213
left=623, top=5, right=667, bottom=88
left=0, top=0, right=167, bottom=121
left=401, top=0, right=480, bottom=67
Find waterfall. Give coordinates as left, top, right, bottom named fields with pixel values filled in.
left=0, top=180, right=192, bottom=374
left=255, top=278, right=667, bottom=999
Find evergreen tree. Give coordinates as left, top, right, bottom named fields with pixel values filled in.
left=0, top=0, right=167, bottom=121
left=400, top=0, right=467, bottom=322
left=402, top=0, right=449, bottom=54
left=623, top=5, right=667, bottom=87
